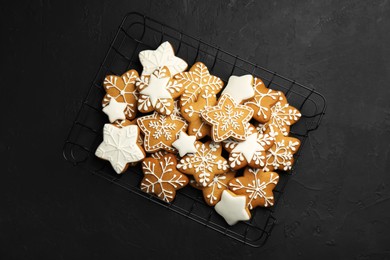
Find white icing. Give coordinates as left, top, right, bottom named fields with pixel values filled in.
left=139, top=73, right=171, bottom=107
left=139, top=41, right=187, bottom=76
left=102, top=98, right=127, bottom=123
left=95, top=124, right=145, bottom=174
left=231, top=133, right=263, bottom=162
left=172, top=131, right=197, bottom=157
left=214, top=190, right=251, bottom=226
left=221, top=75, right=254, bottom=104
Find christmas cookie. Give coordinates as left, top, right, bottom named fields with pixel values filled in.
left=137, top=112, right=187, bottom=153
left=139, top=41, right=188, bottom=76
left=95, top=124, right=145, bottom=174
left=172, top=131, right=197, bottom=157
left=244, top=77, right=281, bottom=123
left=229, top=167, right=279, bottom=209
left=114, top=119, right=143, bottom=146
left=140, top=153, right=189, bottom=203
left=102, top=98, right=127, bottom=123
left=266, top=92, right=301, bottom=136
left=221, top=75, right=255, bottom=104
left=136, top=66, right=183, bottom=116
left=103, top=69, right=139, bottom=120
left=201, top=171, right=236, bottom=206
left=263, top=135, right=301, bottom=172
left=201, top=94, right=254, bottom=142
left=177, top=141, right=229, bottom=187
left=174, top=62, right=224, bottom=106
left=215, top=190, right=251, bottom=226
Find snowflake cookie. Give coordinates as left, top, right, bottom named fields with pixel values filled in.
left=136, top=66, right=183, bottom=116
left=181, top=90, right=217, bottom=139
left=215, top=190, right=251, bottom=226
left=265, top=92, right=301, bottom=136
left=229, top=167, right=279, bottom=209
left=177, top=141, right=229, bottom=187
left=95, top=124, right=145, bottom=174
left=174, top=62, right=224, bottom=106
left=263, top=135, right=301, bottom=172
left=139, top=41, right=188, bottom=76
left=201, top=94, right=254, bottom=142
left=140, top=153, right=189, bottom=203
left=244, top=77, right=281, bottom=123
left=137, top=112, right=187, bottom=153
left=102, top=69, right=139, bottom=120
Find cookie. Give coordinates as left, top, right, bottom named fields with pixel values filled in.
left=172, top=131, right=197, bottom=157
left=181, top=91, right=217, bottom=139
left=229, top=167, right=279, bottom=209
left=201, top=171, right=236, bottom=206
left=263, top=135, right=301, bottom=172
left=103, top=69, right=139, bottom=120
left=265, top=92, right=301, bottom=136
left=95, top=124, right=145, bottom=174
left=174, top=62, right=224, bottom=106
left=114, top=119, right=143, bottom=146
left=214, top=190, right=251, bottom=226
left=102, top=98, right=127, bottom=123
left=221, top=75, right=255, bottom=104
left=139, top=41, right=188, bottom=76
left=244, top=77, right=281, bottom=123
left=140, top=153, right=189, bottom=203
left=136, top=66, right=183, bottom=116
left=137, top=112, right=187, bottom=153
left=201, top=94, right=254, bottom=142
left=177, top=141, right=229, bottom=187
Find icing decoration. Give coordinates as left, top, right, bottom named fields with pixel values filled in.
left=229, top=168, right=279, bottom=209
left=181, top=90, right=217, bottom=139
left=263, top=135, right=301, bottom=172
left=136, top=66, right=183, bottom=116
left=172, top=131, right=197, bottom=157
left=150, top=150, right=169, bottom=160
left=95, top=124, right=145, bottom=174
left=137, top=112, right=187, bottom=153
left=221, top=75, right=254, bottom=104
left=201, top=94, right=254, bottom=142
left=171, top=100, right=185, bottom=121
left=214, top=190, right=251, bottom=226
left=113, top=119, right=143, bottom=146
left=139, top=41, right=188, bottom=76
left=201, top=171, right=236, bottom=206
left=177, top=141, right=229, bottom=187
left=244, top=77, right=280, bottom=123
left=174, top=62, right=224, bottom=106
left=102, top=98, right=127, bottom=123
left=140, top=153, right=189, bottom=203
left=102, top=69, right=139, bottom=120
left=266, top=92, right=301, bottom=136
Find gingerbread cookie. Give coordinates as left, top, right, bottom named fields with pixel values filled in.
left=136, top=66, right=183, bottom=116
left=113, top=119, right=143, bottom=146
left=266, top=92, right=301, bottom=136
left=215, top=190, right=251, bottom=226
left=103, top=69, right=139, bottom=120
left=177, top=141, right=229, bottom=187
left=221, top=75, right=255, bottom=104
left=102, top=98, right=127, bottom=123
left=244, top=77, right=280, bottom=123
left=229, top=167, right=279, bottom=209
left=139, top=41, right=188, bottom=76
left=172, top=131, right=197, bottom=157
left=137, top=112, right=187, bottom=153
left=140, top=153, right=189, bottom=203
left=201, top=171, right=236, bottom=206
left=174, top=62, right=223, bottom=106
left=201, top=94, right=254, bottom=142
left=263, top=135, right=301, bottom=172
left=95, top=124, right=145, bottom=174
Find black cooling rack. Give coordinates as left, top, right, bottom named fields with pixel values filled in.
left=63, top=12, right=326, bottom=247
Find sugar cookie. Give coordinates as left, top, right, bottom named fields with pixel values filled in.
left=221, top=75, right=254, bottom=104
left=214, top=190, right=251, bottom=226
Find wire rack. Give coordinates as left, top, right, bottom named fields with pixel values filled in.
left=63, top=12, right=326, bottom=247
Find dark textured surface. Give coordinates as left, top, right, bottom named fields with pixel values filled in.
left=1, top=0, right=390, bottom=259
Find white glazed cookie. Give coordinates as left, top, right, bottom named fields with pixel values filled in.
left=215, top=190, right=251, bottom=226
left=172, top=131, right=197, bottom=157
left=102, top=98, right=127, bottom=123
left=221, top=75, right=255, bottom=104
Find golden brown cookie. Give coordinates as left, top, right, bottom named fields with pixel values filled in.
left=201, top=171, right=236, bottom=206
left=201, top=94, right=254, bottom=142
left=102, top=69, right=139, bottom=120
left=136, top=66, right=183, bottom=115
left=174, top=62, right=224, bottom=106
left=229, top=167, right=279, bottom=209
left=263, top=135, right=301, bottom=172
left=177, top=141, right=229, bottom=187
left=244, top=77, right=280, bottom=123
left=137, top=112, right=187, bottom=153
left=140, top=153, right=189, bottom=203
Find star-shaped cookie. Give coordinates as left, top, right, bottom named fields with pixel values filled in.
left=137, top=112, right=187, bottom=153
left=201, top=94, right=254, bottom=142
left=139, top=41, right=188, bottom=76
left=172, top=131, right=197, bottom=157
left=221, top=75, right=255, bottom=104
left=215, top=190, right=251, bottom=226
left=102, top=98, right=127, bottom=123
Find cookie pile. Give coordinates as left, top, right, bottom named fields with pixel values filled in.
left=95, top=41, right=302, bottom=226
